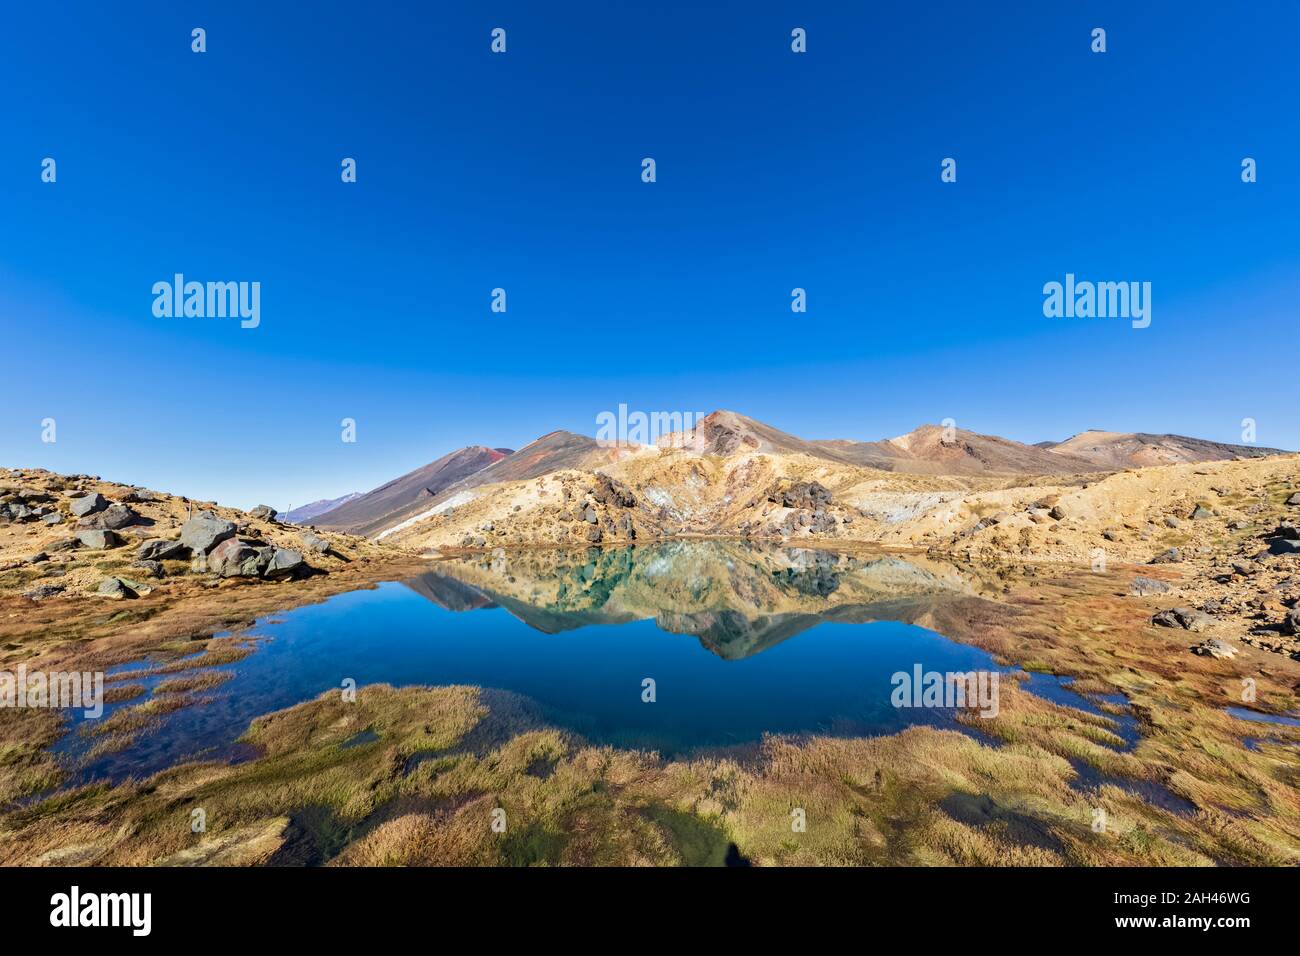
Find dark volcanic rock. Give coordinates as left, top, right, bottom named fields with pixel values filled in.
left=77, top=529, right=123, bottom=550
left=77, top=503, right=137, bottom=531
left=1130, top=576, right=1171, bottom=596
left=592, top=473, right=637, bottom=508
left=136, top=538, right=189, bottom=561
left=96, top=577, right=136, bottom=600
left=773, top=481, right=833, bottom=511
left=207, top=538, right=262, bottom=577
left=1152, top=607, right=1212, bottom=632
left=180, top=512, right=237, bottom=554
left=69, top=492, right=109, bottom=517
left=131, top=559, right=165, bottom=579
left=300, top=532, right=331, bottom=554
left=1191, top=638, right=1238, bottom=659
left=4, top=503, right=36, bottom=522
left=23, top=584, right=66, bottom=601
left=262, top=548, right=305, bottom=579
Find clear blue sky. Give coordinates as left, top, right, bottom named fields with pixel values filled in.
left=3, top=1, right=1297, bottom=509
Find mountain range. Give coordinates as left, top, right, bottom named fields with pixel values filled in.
left=282, top=493, right=363, bottom=524
left=312, top=446, right=513, bottom=538
left=307, top=411, right=1284, bottom=538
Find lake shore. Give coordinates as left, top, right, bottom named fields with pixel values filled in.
left=2, top=539, right=1297, bottom=866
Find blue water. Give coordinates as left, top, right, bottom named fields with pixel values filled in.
left=1226, top=706, right=1300, bottom=728
left=1019, top=672, right=1139, bottom=749
left=59, top=559, right=1009, bottom=783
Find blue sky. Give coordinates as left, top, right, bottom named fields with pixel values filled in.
left=3, top=1, right=1297, bottom=509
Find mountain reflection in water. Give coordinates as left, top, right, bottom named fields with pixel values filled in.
left=408, top=541, right=992, bottom=660
left=60, top=543, right=1012, bottom=783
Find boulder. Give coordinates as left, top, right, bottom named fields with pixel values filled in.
left=592, top=473, right=637, bottom=508
left=1286, top=492, right=1300, bottom=507
left=1152, top=607, right=1212, bottom=632
left=180, top=511, right=237, bottom=554
left=41, top=512, right=64, bottom=525
left=1191, top=638, right=1238, bottom=659
left=774, top=481, right=833, bottom=511
left=131, top=559, right=164, bottom=579
left=262, top=548, right=305, bottom=579
left=96, top=577, right=136, bottom=600
left=1149, top=548, right=1181, bottom=565
left=1282, top=609, right=1300, bottom=636
left=69, top=493, right=109, bottom=517
left=5, top=503, right=37, bottom=522
left=207, top=538, right=263, bottom=577
left=136, top=538, right=190, bottom=561
left=1163, top=516, right=1181, bottom=529
left=1189, top=504, right=1213, bottom=520
left=301, top=532, right=331, bottom=554
left=249, top=505, right=278, bottom=521
left=23, top=584, right=66, bottom=601
left=77, top=503, right=137, bottom=530
left=1048, top=504, right=1068, bottom=521
left=1130, top=576, right=1171, bottom=596
left=77, top=529, right=123, bottom=550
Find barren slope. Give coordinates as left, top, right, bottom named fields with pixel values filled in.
left=1046, top=430, right=1287, bottom=469
left=314, top=445, right=511, bottom=536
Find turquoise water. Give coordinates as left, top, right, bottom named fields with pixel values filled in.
left=61, top=544, right=1012, bottom=782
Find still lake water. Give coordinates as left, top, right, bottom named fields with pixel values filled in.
left=63, top=543, right=1022, bottom=782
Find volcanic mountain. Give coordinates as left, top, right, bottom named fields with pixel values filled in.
left=314, top=411, right=1292, bottom=544
left=668, top=412, right=1103, bottom=475
left=1040, top=430, right=1285, bottom=469
left=283, top=492, right=362, bottom=524
left=313, top=445, right=513, bottom=536
left=312, top=431, right=636, bottom=537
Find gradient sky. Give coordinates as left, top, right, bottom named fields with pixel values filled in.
left=3, top=1, right=1297, bottom=510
